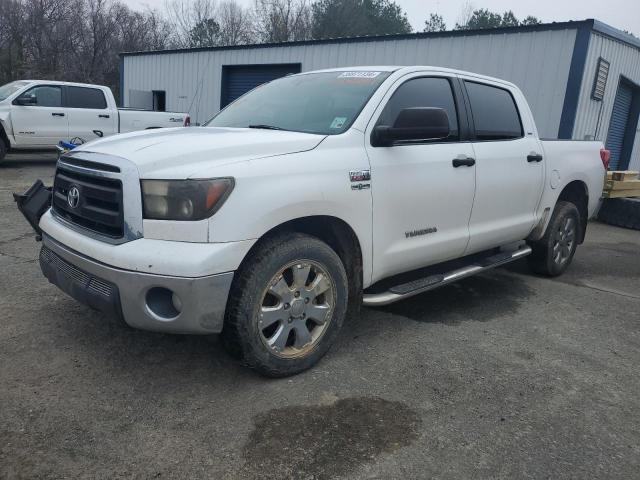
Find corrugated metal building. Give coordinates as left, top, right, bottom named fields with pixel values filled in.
left=121, top=19, right=640, bottom=170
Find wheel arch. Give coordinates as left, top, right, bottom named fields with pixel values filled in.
left=238, top=215, right=364, bottom=316
left=556, top=180, right=589, bottom=243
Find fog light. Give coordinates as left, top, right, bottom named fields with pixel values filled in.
left=146, top=287, right=180, bottom=319
left=171, top=292, right=183, bottom=313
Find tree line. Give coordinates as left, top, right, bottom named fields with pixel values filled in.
left=0, top=0, right=543, bottom=100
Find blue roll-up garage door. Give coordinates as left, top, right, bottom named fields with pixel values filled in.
left=606, top=82, right=634, bottom=170
left=221, top=64, right=301, bottom=109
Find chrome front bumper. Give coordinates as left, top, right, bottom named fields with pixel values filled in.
left=40, top=234, right=234, bottom=334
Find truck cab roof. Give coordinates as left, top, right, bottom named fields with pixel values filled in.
left=302, top=65, right=518, bottom=89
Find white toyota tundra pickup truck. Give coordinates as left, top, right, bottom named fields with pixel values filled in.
left=0, top=80, right=190, bottom=162
left=18, top=66, right=609, bottom=377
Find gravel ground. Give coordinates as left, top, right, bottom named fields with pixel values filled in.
left=1, top=153, right=639, bottom=479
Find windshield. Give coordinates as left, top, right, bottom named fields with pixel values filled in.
left=206, top=71, right=392, bottom=135
left=0, top=81, right=31, bottom=102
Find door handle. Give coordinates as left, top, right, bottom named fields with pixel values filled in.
left=52, top=112, right=65, bottom=117
left=98, top=114, right=110, bottom=118
left=527, top=153, right=543, bottom=163
left=452, top=157, right=476, bottom=168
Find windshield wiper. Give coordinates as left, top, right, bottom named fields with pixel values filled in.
left=248, top=124, right=286, bottom=131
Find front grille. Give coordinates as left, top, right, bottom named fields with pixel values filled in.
left=52, top=164, right=124, bottom=238
left=40, top=246, right=116, bottom=299
left=58, top=157, right=121, bottom=173
left=88, top=277, right=114, bottom=297
left=40, top=245, right=89, bottom=285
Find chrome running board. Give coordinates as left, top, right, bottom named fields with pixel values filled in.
left=362, top=245, right=532, bottom=307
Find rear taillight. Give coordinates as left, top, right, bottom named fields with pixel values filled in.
left=600, top=148, right=611, bottom=170
left=184, top=115, right=191, bottom=127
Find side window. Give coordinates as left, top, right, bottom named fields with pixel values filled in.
left=465, top=81, right=523, bottom=140
left=65, top=86, right=107, bottom=109
left=377, top=77, right=459, bottom=141
left=22, top=86, right=62, bottom=107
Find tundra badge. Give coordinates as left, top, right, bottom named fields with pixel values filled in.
left=405, top=227, right=438, bottom=238
left=349, top=170, right=371, bottom=190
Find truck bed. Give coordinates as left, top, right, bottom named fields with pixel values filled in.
left=539, top=139, right=605, bottom=220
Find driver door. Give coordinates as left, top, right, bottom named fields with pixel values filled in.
left=365, top=74, right=477, bottom=283
left=11, top=85, right=68, bottom=147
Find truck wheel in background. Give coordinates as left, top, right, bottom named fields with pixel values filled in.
left=597, top=198, right=640, bottom=231
left=0, top=138, right=7, bottom=163
left=527, top=201, right=580, bottom=277
left=222, top=232, right=348, bottom=377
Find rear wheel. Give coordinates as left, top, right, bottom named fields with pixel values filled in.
left=527, top=201, right=580, bottom=277
left=222, top=233, right=348, bottom=377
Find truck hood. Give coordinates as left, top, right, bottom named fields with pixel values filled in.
left=73, top=127, right=326, bottom=178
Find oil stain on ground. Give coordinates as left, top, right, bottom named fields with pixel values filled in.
left=236, top=396, right=421, bottom=480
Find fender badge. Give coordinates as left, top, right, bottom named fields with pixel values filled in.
left=405, top=227, right=438, bottom=238
left=349, top=170, right=371, bottom=182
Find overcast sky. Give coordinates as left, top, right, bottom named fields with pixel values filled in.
left=125, top=0, right=640, bottom=36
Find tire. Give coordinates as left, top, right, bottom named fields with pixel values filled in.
left=0, top=139, right=7, bottom=163
left=598, top=198, right=640, bottom=231
left=222, top=233, right=349, bottom=377
left=527, top=201, right=580, bottom=277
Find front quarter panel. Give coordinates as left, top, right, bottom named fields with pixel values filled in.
left=206, top=129, right=374, bottom=286
left=0, top=105, right=14, bottom=145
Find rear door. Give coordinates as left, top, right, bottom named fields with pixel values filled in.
left=64, top=86, right=116, bottom=141
left=10, top=84, right=67, bottom=146
left=365, top=74, right=477, bottom=282
left=462, top=79, right=544, bottom=254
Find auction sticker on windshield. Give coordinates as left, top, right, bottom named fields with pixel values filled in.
left=338, top=71, right=381, bottom=78
left=330, top=117, right=347, bottom=129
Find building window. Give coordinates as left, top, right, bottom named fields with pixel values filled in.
left=591, top=58, right=610, bottom=101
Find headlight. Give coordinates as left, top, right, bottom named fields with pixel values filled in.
left=141, top=178, right=234, bottom=221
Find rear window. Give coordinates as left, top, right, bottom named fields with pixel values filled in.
left=465, top=81, right=523, bottom=141
left=65, top=86, right=107, bottom=109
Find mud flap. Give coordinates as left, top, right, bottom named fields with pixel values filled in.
left=13, top=180, right=52, bottom=238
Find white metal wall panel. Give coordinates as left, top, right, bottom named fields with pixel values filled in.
left=574, top=32, right=640, bottom=169
left=123, top=28, right=576, bottom=136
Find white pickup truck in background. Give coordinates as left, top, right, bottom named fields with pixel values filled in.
left=0, top=80, right=190, bottom=161
left=18, top=66, right=608, bottom=377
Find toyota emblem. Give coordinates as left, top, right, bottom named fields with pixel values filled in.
left=67, top=186, right=80, bottom=209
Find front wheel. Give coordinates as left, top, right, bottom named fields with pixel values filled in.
left=0, top=139, right=7, bottom=163
left=527, top=201, right=580, bottom=277
left=222, top=233, right=348, bottom=377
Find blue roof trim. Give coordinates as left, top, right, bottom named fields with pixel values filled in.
left=120, top=20, right=593, bottom=57
left=558, top=21, right=594, bottom=139
left=593, top=20, right=640, bottom=50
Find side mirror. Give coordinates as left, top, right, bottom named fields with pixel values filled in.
left=14, top=94, right=37, bottom=106
left=371, top=107, right=450, bottom=147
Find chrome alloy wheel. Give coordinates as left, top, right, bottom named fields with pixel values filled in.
left=552, top=217, right=576, bottom=265
left=258, top=260, right=336, bottom=358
